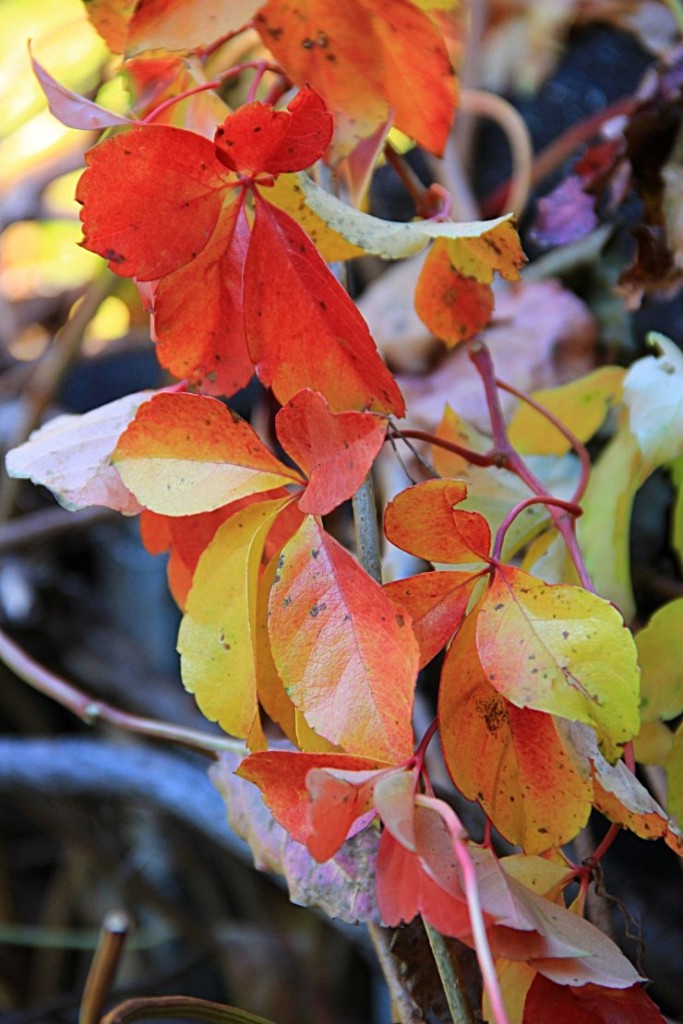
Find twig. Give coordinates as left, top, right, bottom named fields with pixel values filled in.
left=0, top=505, right=114, bottom=553
left=79, top=911, right=129, bottom=1024
left=423, top=920, right=475, bottom=1024
left=459, top=89, right=534, bottom=215
left=102, top=995, right=276, bottom=1024
left=0, top=628, right=242, bottom=759
left=366, top=924, right=422, bottom=1024
left=352, top=474, right=383, bottom=586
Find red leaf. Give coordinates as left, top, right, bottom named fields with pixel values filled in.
left=384, top=479, right=491, bottom=564
left=151, top=194, right=253, bottom=395
left=523, top=977, right=667, bottom=1024
left=77, top=126, right=232, bottom=280
left=237, top=750, right=387, bottom=848
left=245, top=196, right=404, bottom=415
left=268, top=515, right=419, bottom=760
left=214, top=87, right=333, bottom=175
left=384, top=570, right=483, bottom=668
left=415, top=240, right=494, bottom=345
left=275, top=389, right=387, bottom=515
left=376, top=827, right=472, bottom=937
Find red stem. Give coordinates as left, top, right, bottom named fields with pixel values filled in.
left=491, top=494, right=582, bottom=562
left=142, top=61, right=281, bottom=124
left=394, top=427, right=496, bottom=468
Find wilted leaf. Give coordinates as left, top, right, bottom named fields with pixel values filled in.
left=177, top=497, right=291, bottom=737
left=268, top=515, right=419, bottom=760
left=384, top=480, right=491, bottom=564
left=440, top=607, right=592, bottom=853
left=254, top=0, right=456, bottom=157
left=113, top=392, right=302, bottom=515
left=211, top=751, right=380, bottom=923
left=507, top=367, right=625, bottom=457
left=275, top=389, right=387, bottom=515
left=476, top=565, right=641, bottom=760
left=5, top=391, right=152, bottom=515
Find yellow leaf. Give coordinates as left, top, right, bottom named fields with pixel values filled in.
left=507, top=366, right=625, bottom=456
left=177, top=497, right=290, bottom=737
left=637, top=598, right=683, bottom=723
left=268, top=173, right=365, bottom=262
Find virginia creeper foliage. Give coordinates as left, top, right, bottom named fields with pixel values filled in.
left=8, top=3, right=683, bottom=1021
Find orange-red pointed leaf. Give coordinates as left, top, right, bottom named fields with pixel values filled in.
left=523, top=978, right=666, bottom=1023
left=384, top=570, right=483, bottom=667
left=268, top=515, right=419, bottom=760
left=275, top=389, right=387, bottom=514
left=245, top=196, right=404, bottom=415
left=126, top=0, right=260, bottom=54
left=77, top=126, right=231, bottom=280
left=439, top=608, right=592, bottom=853
left=476, top=565, right=641, bottom=760
left=214, top=87, right=333, bottom=175
left=113, top=392, right=303, bottom=515
left=384, top=480, right=491, bottom=564
left=151, top=195, right=253, bottom=396
left=254, top=0, right=456, bottom=156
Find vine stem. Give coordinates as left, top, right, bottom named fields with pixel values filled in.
left=141, top=61, right=281, bottom=124
left=423, top=920, right=475, bottom=1024
left=79, top=910, right=129, bottom=1024
left=101, top=995, right=276, bottom=1024
left=351, top=475, right=476, bottom=1023
left=0, top=628, right=242, bottom=759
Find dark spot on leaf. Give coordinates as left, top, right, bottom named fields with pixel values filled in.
left=104, top=249, right=125, bottom=264
left=562, top=630, right=569, bottom=639
left=301, top=36, right=314, bottom=48
left=493, top=602, right=504, bottom=610
left=311, top=549, right=319, bottom=559
left=310, top=602, right=326, bottom=617
left=283, top=596, right=292, bottom=607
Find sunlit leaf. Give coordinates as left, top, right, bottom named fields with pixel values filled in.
left=125, top=0, right=260, bottom=55
left=267, top=173, right=365, bottom=262
left=113, top=392, right=303, bottom=515
left=623, top=332, right=683, bottom=469
left=5, top=390, right=152, bottom=515
left=177, top=496, right=291, bottom=737
left=476, top=565, right=641, bottom=760
left=30, top=48, right=134, bottom=129
left=268, top=515, right=419, bottom=760
left=636, top=598, right=683, bottom=723
left=275, top=389, right=387, bottom=515
left=254, top=0, right=456, bottom=156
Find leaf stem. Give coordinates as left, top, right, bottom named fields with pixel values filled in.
left=393, top=427, right=495, bottom=468
left=0, top=628, right=243, bottom=759
left=101, top=995, right=277, bottom=1024
left=141, top=61, right=281, bottom=124
left=352, top=473, right=383, bottom=585
left=491, top=495, right=583, bottom=562
left=423, top=920, right=476, bottom=1024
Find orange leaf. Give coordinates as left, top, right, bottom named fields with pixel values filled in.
left=113, top=392, right=303, bottom=515
left=214, top=87, right=333, bottom=175
left=384, top=569, right=483, bottom=667
left=125, top=0, right=260, bottom=54
left=275, top=389, right=387, bottom=515
left=439, top=607, right=592, bottom=853
left=245, top=196, right=404, bottom=415
left=254, top=0, right=456, bottom=156
left=416, top=221, right=526, bottom=346
left=268, top=515, right=419, bottom=760
left=384, top=479, right=491, bottom=563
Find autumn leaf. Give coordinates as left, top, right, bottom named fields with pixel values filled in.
left=384, top=479, right=491, bottom=564
left=275, top=389, right=387, bottom=515
left=30, top=48, right=135, bottom=130
left=125, top=0, right=260, bottom=55
left=177, top=496, right=292, bottom=738
left=476, top=565, right=641, bottom=760
left=268, top=515, right=419, bottom=760
left=440, top=606, right=592, bottom=853
left=244, top=195, right=405, bottom=415
left=507, top=366, right=625, bottom=457
left=637, top=598, right=683, bottom=723
left=211, top=751, right=380, bottom=924
left=83, top=0, right=137, bottom=52
left=522, top=977, right=667, bottom=1024
left=113, top=392, right=303, bottom=515
left=267, top=173, right=366, bottom=262
left=254, top=0, right=456, bottom=157
left=415, top=221, right=526, bottom=346
left=384, top=569, right=483, bottom=667
left=5, top=390, right=152, bottom=515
